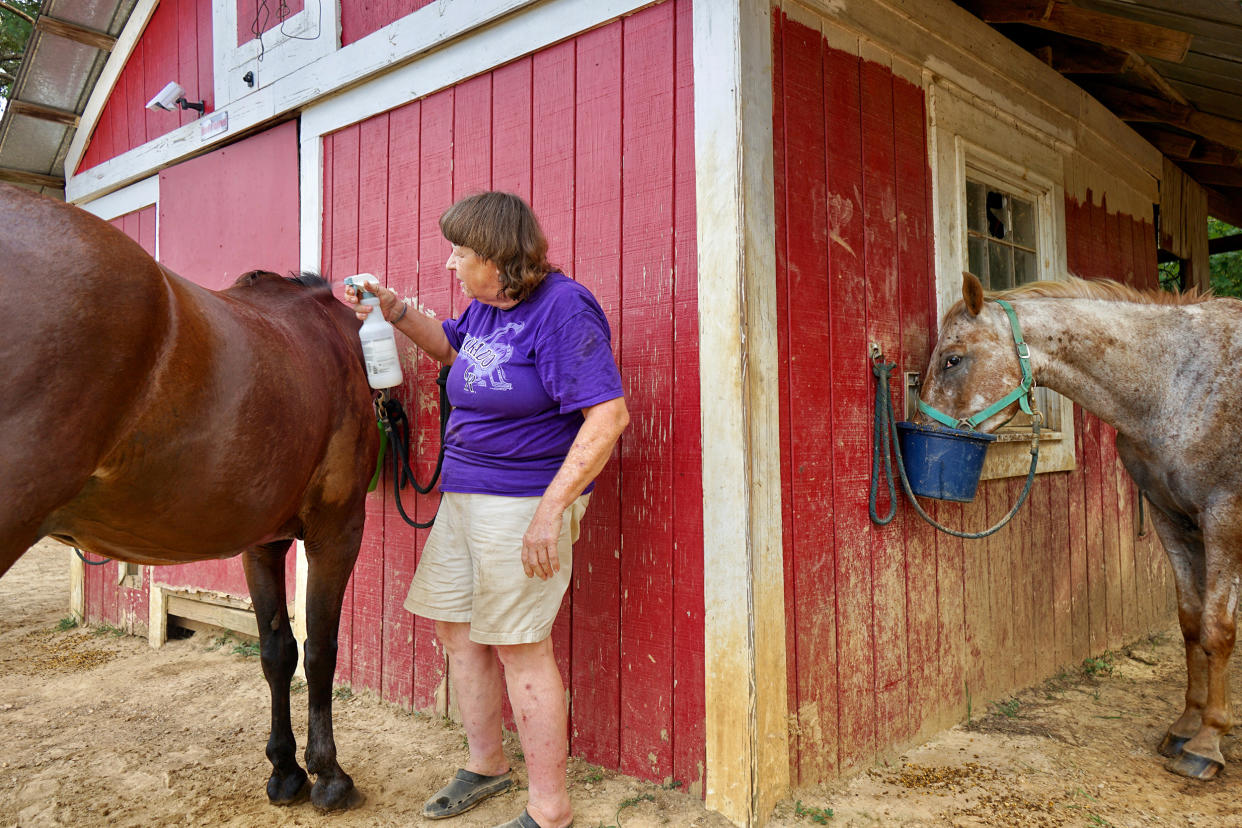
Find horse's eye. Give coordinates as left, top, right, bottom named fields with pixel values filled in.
left=944, top=354, right=962, bottom=370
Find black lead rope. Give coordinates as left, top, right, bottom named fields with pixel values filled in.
left=870, top=355, right=1040, bottom=539
left=382, top=365, right=452, bottom=529
left=75, top=548, right=111, bottom=566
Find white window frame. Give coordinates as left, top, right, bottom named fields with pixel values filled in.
left=929, top=80, right=1076, bottom=478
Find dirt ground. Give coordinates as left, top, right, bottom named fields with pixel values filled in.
left=3, top=541, right=1242, bottom=828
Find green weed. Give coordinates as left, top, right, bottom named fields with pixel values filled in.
left=794, top=800, right=834, bottom=823
left=1082, top=654, right=1114, bottom=678
left=996, top=698, right=1021, bottom=718
left=56, top=616, right=79, bottom=631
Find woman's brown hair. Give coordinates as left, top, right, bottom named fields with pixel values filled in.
left=440, top=192, right=556, bottom=302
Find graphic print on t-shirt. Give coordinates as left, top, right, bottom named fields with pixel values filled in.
left=458, top=321, right=526, bottom=392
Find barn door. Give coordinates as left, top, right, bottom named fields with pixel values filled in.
left=150, top=120, right=301, bottom=639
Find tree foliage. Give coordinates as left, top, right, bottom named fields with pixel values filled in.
left=1208, top=217, right=1242, bottom=298
left=1, top=0, right=40, bottom=101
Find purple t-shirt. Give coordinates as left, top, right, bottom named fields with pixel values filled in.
left=439, top=272, right=624, bottom=496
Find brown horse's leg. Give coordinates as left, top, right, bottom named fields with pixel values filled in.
left=1145, top=509, right=1208, bottom=763
left=1166, top=512, right=1242, bottom=780
left=302, top=529, right=363, bottom=812
left=242, top=541, right=310, bottom=805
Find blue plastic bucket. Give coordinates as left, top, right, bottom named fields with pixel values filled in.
left=896, top=421, right=997, bottom=502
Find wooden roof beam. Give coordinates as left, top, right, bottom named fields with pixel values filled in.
left=1132, top=125, right=1197, bottom=159
left=1206, top=188, right=1242, bottom=232
left=972, top=0, right=1192, bottom=63
left=1209, top=233, right=1242, bottom=256
left=1185, top=111, right=1242, bottom=156
left=5, top=98, right=79, bottom=127
left=1182, top=164, right=1242, bottom=190
left=1040, top=40, right=1133, bottom=73
left=1092, top=85, right=1193, bottom=124
left=0, top=167, right=64, bottom=188
left=34, top=14, right=117, bottom=53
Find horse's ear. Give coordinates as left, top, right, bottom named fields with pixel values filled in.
left=962, top=271, right=984, bottom=317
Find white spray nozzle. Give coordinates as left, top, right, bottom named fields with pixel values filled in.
left=344, top=274, right=380, bottom=300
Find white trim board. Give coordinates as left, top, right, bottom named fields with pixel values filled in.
left=77, top=175, right=158, bottom=220
left=694, top=0, right=790, bottom=824
left=68, top=0, right=653, bottom=204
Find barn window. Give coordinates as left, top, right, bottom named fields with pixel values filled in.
left=929, top=80, right=1076, bottom=478
left=963, top=171, right=1063, bottom=434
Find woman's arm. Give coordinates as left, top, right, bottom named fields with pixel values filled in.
left=522, top=396, right=630, bottom=580
left=345, top=280, right=456, bottom=365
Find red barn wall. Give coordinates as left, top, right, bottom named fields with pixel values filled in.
left=773, top=13, right=1173, bottom=785
left=341, top=1, right=437, bottom=46
left=320, top=0, right=705, bottom=790
left=236, top=0, right=305, bottom=46
left=78, top=0, right=214, bottom=173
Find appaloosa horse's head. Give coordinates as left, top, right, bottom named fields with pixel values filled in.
left=919, top=271, right=1032, bottom=432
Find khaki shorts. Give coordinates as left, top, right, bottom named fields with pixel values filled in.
left=404, top=491, right=589, bottom=645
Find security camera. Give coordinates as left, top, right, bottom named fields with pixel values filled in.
left=146, top=81, right=185, bottom=112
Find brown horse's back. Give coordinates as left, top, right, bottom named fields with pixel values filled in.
left=0, top=183, right=376, bottom=571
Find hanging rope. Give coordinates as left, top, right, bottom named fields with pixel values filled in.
left=74, top=547, right=110, bottom=566
left=869, top=352, right=1040, bottom=539
left=375, top=365, right=451, bottom=530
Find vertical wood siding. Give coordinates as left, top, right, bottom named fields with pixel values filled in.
left=319, top=0, right=704, bottom=789
left=81, top=206, right=158, bottom=632
left=77, top=0, right=214, bottom=173
left=773, top=13, right=1174, bottom=784
left=340, top=1, right=437, bottom=47
left=236, top=0, right=305, bottom=47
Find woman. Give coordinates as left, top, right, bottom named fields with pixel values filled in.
left=345, top=191, right=628, bottom=828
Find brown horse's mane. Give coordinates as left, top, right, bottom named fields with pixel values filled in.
left=992, top=275, right=1211, bottom=306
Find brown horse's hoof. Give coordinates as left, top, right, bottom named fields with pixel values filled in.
left=311, top=777, right=364, bottom=812
left=1165, top=751, right=1223, bottom=780
left=267, top=770, right=310, bottom=806
left=1158, top=732, right=1188, bottom=758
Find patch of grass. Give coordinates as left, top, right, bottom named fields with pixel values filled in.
left=207, top=631, right=259, bottom=657
left=1082, top=654, right=1114, bottom=678
left=56, top=616, right=79, bottom=631
left=332, top=685, right=354, bottom=702
left=611, top=793, right=655, bottom=826
left=92, top=623, right=126, bottom=637
left=995, top=698, right=1021, bottom=718
left=662, top=778, right=684, bottom=790
left=289, top=678, right=307, bottom=695
left=794, top=800, right=834, bottom=823
left=580, top=764, right=606, bottom=784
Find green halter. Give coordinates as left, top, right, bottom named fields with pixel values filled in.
left=917, top=299, right=1036, bottom=431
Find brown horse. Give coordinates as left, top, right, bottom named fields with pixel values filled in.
left=919, top=270, right=1242, bottom=780
left=0, top=183, right=377, bottom=810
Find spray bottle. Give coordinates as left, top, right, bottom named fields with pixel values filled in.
left=344, top=274, right=404, bottom=389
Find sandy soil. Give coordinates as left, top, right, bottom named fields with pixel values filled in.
left=3, top=540, right=1241, bottom=828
